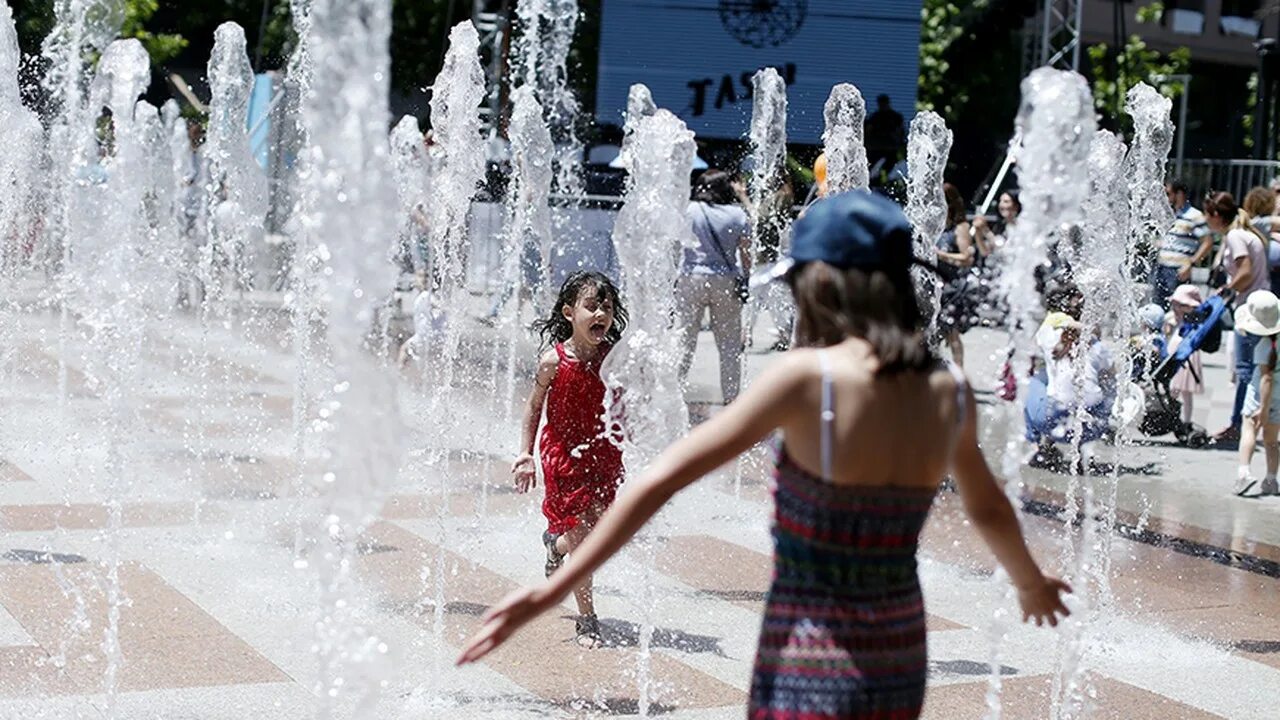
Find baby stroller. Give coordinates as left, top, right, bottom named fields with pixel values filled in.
left=1138, top=291, right=1232, bottom=448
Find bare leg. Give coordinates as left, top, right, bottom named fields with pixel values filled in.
left=1265, top=423, right=1280, bottom=479
left=556, top=519, right=596, bottom=618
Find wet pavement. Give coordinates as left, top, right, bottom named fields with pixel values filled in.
left=0, top=294, right=1277, bottom=718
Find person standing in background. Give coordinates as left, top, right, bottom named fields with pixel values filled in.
left=675, top=169, right=752, bottom=404
left=1152, top=180, right=1212, bottom=308
left=1207, top=191, right=1270, bottom=442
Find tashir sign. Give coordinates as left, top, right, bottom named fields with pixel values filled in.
left=596, top=0, right=921, bottom=144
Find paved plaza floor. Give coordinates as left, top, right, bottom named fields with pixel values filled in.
left=0, top=291, right=1278, bottom=719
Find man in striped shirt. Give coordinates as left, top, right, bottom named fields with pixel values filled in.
left=1152, top=180, right=1212, bottom=308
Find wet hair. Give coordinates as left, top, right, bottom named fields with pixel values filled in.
left=1243, top=186, right=1274, bottom=219
left=532, top=271, right=628, bottom=349
left=787, top=261, right=934, bottom=376
left=1167, top=179, right=1189, bottom=196
left=944, top=182, right=966, bottom=229
left=692, top=169, right=737, bottom=205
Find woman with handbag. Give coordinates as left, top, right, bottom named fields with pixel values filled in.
left=676, top=169, right=752, bottom=404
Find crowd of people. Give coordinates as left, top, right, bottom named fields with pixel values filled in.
left=657, top=160, right=1280, bottom=501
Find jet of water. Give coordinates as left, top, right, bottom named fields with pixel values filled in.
left=602, top=108, right=694, bottom=461
left=620, top=82, right=657, bottom=180
left=905, top=110, right=952, bottom=333
left=823, top=83, right=869, bottom=194
left=205, top=22, right=268, bottom=299
left=750, top=68, right=788, bottom=208
left=426, top=22, right=486, bottom=316
left=0, top=1, right=42, bottom=277
left=515, top=0, right=582, bottom=193
left=299, top=0, right=403, bottom=715
left=990, top=67, right=1096, bottom=720
left=505, top=85, right=555, bottom=305
left=1125, top=83, right=1175, bottom=269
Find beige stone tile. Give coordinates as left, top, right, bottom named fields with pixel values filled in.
left=359, top=521, right=745, bottom=712
left=0, top=461, right=34, bottom=483
left=13, top=343, right=95, bottom=399
left=0, top=563, right=287, bottom=696
left=922, top=673, right=1225, bottom=719
left=0, top=502, right=226, bottom=532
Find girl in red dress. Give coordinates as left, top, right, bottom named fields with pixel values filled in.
left=511, top=271, right=628, bottom=648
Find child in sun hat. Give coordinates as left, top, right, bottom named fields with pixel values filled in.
left=1168, top=284, right=1205, bottom=425
left=1234, top=289, right=1280, bottom=497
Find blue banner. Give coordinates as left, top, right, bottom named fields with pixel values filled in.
left=596, top=0, right=922, bottom=144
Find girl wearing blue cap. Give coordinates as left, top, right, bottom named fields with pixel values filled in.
left=459, top=191, right=1070, bottom=719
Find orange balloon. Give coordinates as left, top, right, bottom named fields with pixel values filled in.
left=814, top=153, right=828, bottom=195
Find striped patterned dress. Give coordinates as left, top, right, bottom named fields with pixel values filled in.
left=749, top=450, right=937, bottom=720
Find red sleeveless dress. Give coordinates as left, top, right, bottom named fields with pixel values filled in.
left=539, top=342, right=624, bottom=534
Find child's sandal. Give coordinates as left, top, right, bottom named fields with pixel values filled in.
left=575, top=613, right=603, bottom=649
left=542, top=530, right=564, bottom=578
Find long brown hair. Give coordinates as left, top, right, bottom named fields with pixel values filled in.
left=788, top=261, right=934, bottom=375
left=944, top=182, right=966, bottom=229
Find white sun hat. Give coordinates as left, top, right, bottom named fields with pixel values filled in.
left=1234, top=290, right=1280, bottom=336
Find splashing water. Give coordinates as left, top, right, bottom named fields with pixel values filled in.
left=84, top=38, right=153, bottom=717
left=989, top=67, right=1096, bottom=720
left=905, top=110, right=952, bottom=333
left=601, top=109, right=695, bottom=716
left=205, top=22, right=268, bottom=301
left=504, top=85, right=555, bottom=314
left=1125, top=83, right=1175, bottom=254
left=0, top=1, right=41, bottom=267
left=299, top=0, right=403, bottom=715
left=0, top=2, right=42, bottom=380
left=823, top=83, right=869, bottom=194
left=750, top=68, right=788, bottom=206
left=1050, top=128, right=1132, bottom=720
left=425, top=21, right=486, bottom=382
left=515, top=0, right=581, bottom=194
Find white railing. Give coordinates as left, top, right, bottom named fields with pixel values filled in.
left=1178, top=158, right=1280, bottom=201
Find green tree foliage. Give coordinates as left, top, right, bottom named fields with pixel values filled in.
left=122, top=0, right=187, bottom=64
left=11, top=0, right=187, bottom=65
left=917, top=0, right=983, bottom=117
left=1085, top=2, right=1190, bottom=128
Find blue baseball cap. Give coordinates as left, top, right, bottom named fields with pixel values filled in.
left=751, top=190, right=920, bottom=287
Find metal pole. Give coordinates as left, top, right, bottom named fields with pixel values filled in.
left=1177, top=77, right=1189, bottom=178
left=1041, top=0, right=1055, bottom=66
left=1071, top=0, right=1084, bottom=70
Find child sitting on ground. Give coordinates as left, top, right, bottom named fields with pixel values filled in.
left=511, top=271, right=629, bottom=648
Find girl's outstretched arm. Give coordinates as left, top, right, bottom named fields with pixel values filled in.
left=950, top=381, right=1071, bottom=627
left=513, top=350, right=558, bottom=493
left=458, top=353, right=810, bottom=665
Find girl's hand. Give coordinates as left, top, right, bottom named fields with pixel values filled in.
left=512, top=453, right=536, bottom=493
left=1017, top=575, right=1072, bottom=627
left=456, top=585, right=553, bottom=665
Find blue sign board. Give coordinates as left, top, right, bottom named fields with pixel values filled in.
left=596, top=0, right=922, bottom=144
